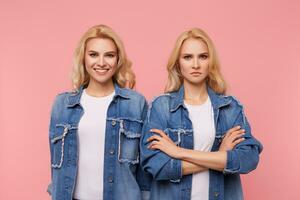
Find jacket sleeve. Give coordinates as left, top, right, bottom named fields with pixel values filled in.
left=136, top=99, right=152, bottom=200
left=47, top=93, right=65, bottom=196
left=47, top=95, right=59, bottom=196
left=140, top=98, right=182, bottom=182
left=223, top=109, right=263, bottom=174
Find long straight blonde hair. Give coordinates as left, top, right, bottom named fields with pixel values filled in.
left=165, top=28, right=227, bottom=94
left=72, top=24, right=135, bottom=90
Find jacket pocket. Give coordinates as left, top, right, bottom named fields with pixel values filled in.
left=118, top=119, right=142, bottom=164
left=50, top=123, right=77, bottom=169
left=164, top=128, right=192, bottom=146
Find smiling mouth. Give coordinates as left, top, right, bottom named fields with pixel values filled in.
left=93, top=67, right=110, bottom=74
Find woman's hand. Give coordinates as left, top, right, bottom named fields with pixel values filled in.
left=219, top=126, right=245, bottom=151
left=147, top=128, right=181, bottom=159
left=147, top=125, right=245, bottom=159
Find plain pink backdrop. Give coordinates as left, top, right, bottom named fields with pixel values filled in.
left=1, top=0, right=299, bottom=199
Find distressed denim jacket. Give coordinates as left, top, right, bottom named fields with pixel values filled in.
left=140, top=85, right=263, bottom=200
left=47, top=83, right=151, bottom=200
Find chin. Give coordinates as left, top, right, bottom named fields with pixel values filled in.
left=96, top=78, right=113, bottom=85
left=186, top=78, right=205, bottom=85
left=90, top=75, right=114, bottom=85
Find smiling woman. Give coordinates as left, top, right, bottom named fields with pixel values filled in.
left=47, top=25, right=151, bottom=200
left=72, top=24, right=135, bottom=91
left=83, top=37, right=119, bottom=96
left=85, top=38, right=118, bottom=84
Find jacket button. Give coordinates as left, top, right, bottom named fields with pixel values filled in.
left=111, top=120, right=116, bottom=126
left=109, top=149, right=114, bottom=155
left=214, top=192, right=219, bottom=197
left=108, top=176, right=113, bottom=183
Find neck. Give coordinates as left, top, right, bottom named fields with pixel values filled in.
left=86, top=79, right=115, bottom=97
left=183, top=80, right=208, bottom=105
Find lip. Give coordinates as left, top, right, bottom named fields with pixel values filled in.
left=93, top=67, right=110, bottom=75
left=190, top=72, right=202, bottom=75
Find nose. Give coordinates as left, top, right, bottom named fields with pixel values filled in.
left=97, top=55, right=106, bottom=67
left=192, top=58, right=200, bottom=69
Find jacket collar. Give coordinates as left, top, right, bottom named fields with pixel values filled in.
left=66, top=82, right=130, bottom=107
left=169, top=84, right=232, bottom=112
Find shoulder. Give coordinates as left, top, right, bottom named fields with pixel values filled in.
left=121, top=88, right=147, bottom=104
left=145, top=93, right=173, bottom=125
left=217, top=94, right=246, bottom=122
left=149, top=93, right=172, bottom=109
left=119, top=88, right=148, bottom=113
left=147, top=93, right=173, bottom=120
left=51, top=90, right=75, bottom=110
left=122, top=88, right=145, bottom=99
left=219, top=93, right=244, bottom=110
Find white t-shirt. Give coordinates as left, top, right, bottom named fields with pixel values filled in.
left=73, top=89, right=115, bottom=200
left=184, top=97, right=215, bottom=200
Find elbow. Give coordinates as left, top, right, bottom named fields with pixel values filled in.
left=142, top=158, right=182, bottom=182
left=142, top=165, right=167, bottom=181
left=224, top=148, right=261, bottom=175
left=156, top=158, right=182, bottom=181
left=240, top=152, right=260, bottom=174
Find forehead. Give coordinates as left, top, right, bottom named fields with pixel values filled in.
left=85, top=37, right=117, bottom=52
left=180, top=38, right=208, bottom=53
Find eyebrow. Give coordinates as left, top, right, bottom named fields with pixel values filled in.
left=181, top=52, right=208, bottom=55
left=105, top=51, right=117, bottom=54
left=87, top=50, right=117, bottom=54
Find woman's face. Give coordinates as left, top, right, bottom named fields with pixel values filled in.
left=84, top=37, right=118, bottom=85
left=179, top=38, right=209, bottom=85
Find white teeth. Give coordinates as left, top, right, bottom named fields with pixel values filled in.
left=93, top=68, right=109, bottom=72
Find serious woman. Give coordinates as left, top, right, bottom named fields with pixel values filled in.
left=140, top=28, right=263, bottom=200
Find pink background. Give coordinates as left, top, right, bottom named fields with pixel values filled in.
left=1, top=0, right=299, bottom=199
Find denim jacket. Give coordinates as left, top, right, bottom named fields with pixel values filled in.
left=140, top=85, right=263, bottom=200
left=47, top=83, right=151, bottom=200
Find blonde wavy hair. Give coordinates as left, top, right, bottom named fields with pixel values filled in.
left=72, top=24, right=135, bottom=90
left=165, top=28, right=227, bottom=94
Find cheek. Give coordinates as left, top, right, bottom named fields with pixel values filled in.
left=108, top=59, right=118, bottom=76
left=106, top=58, right=118, bottom=68
left=179, top=60, right=191, bottom=74
left=201, top=60, right=209, bottom=72
left=84, top=56, right=94, bottom=68
left=204, top=65, right=210, bottom=74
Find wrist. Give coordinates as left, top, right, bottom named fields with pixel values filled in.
left=176, top=147, right=186, bottom=159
